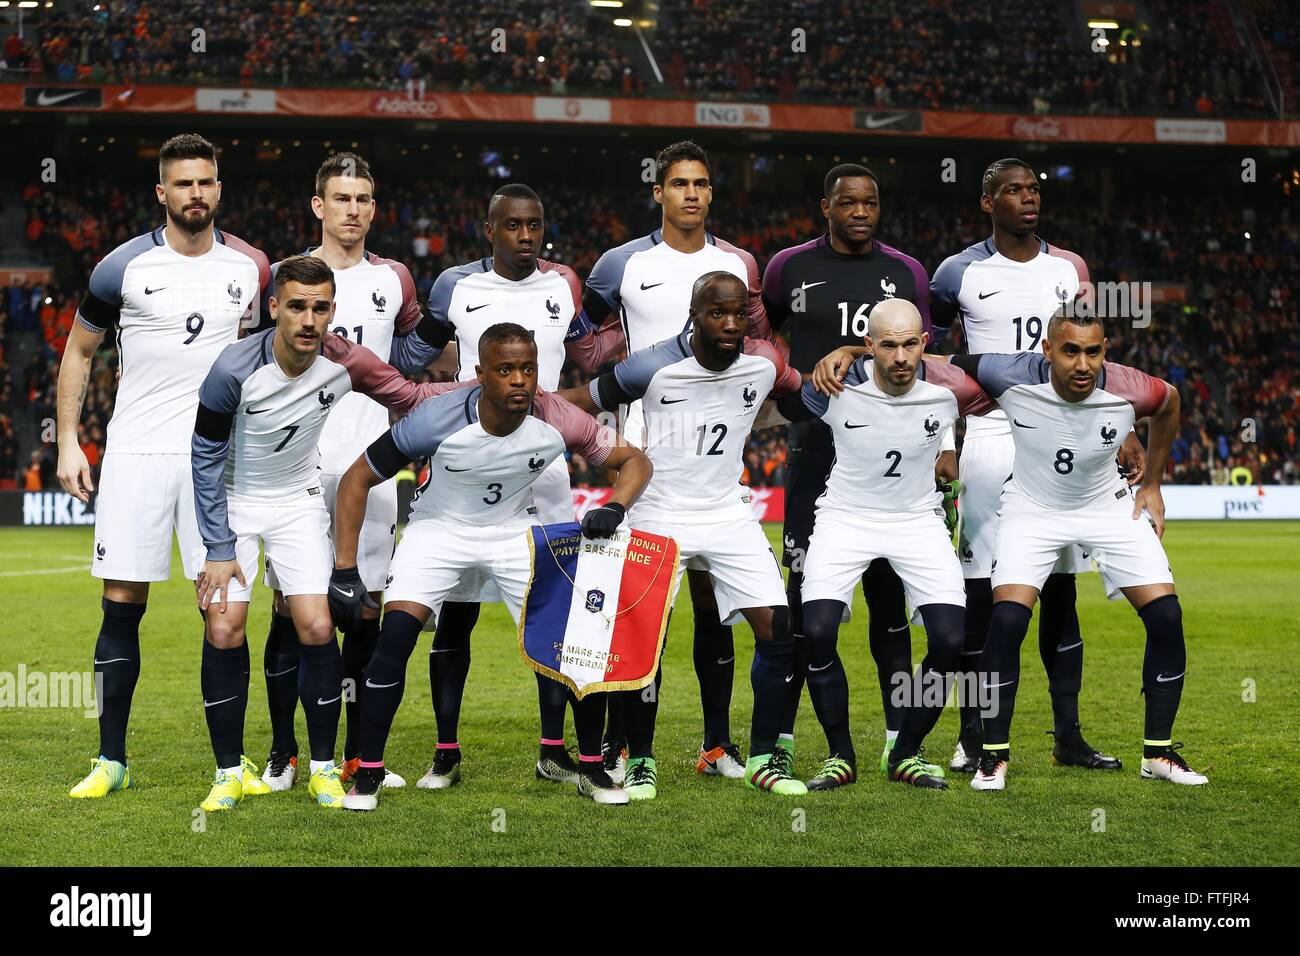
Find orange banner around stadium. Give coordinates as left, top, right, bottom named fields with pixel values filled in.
left=4, top=83, right=1298, bottom=147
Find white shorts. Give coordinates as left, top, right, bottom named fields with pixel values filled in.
left=802, top=507, right=967, bottom=614
left=92, top=452, right=205, bottom=582
left=218, top=492, right=333, bottom=604
left=991, top=482, right=1174, bottom=600
left=440, top=456, right=573, bottom=607
left=631, top=497, right=787, bottom=626
left=959, top=429, right=1091, bottom=578
left=265, top=472, right=397, bottom=595
left=388, top=518, right=534, bottom=624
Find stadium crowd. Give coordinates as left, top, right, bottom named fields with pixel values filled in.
left=0, top=0, right=1292, bottom=118
left=7, top=162, right=1298, bottom=492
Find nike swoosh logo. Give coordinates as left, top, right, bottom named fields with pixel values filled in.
left=1012, top=418, right=1037, bottom=429
left=204, top=696, right=238, bottom=708
left=466, top=303, right=491, bottom=312
left=978, top=291, right=1001, bottom=299
left=659, top=396, right=687, bottom=405
left=783, top=673, right=794, bottom=683
left=444, top=465, right=472, bottom=472
left=332, top=585, right=355, bottom=597
left=982, top=680, right=1015, bottom=690
left=1156, top=671, right=1185, bottom=683
left=1055, top=640, right=1083, bottom=652
left=36, top=89, right=87, bottom=106
left=799, top=281, right=827, bottom=291
left=887, top=623, right=910, bottom=633
left=844, top=421, right=869, bottom=429
left=808, top=661, right=834, bottom=673
left=862, top=114, right=907, bottom=129
left=640, top=282, right=665, bottom=291
left=247, top=406, right=272, bottom=415
left=429, top=648, right=456, bottom=654
left=94, top=657, right=130, bottom=665
left=366, top=678, right=399, bottom=689
left=316, top=695, right=342, bottom=705
left=716, top=656, right=735, bottom=665
left=143, top=286, right=166, bottom=295
left=265, top=666, right=297, bottom=677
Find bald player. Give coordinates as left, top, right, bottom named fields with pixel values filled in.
left=785, top=300, right=992, bottom=790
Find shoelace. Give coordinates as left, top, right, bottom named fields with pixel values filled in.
left=1161, top=742, right=1191, bottom=770
left=769, top=747, right=794, bottom=776
left=721, top=743, right=744, bottom=767
left=431, top=752, right=460, bottom=774
left=979, top=752, right=1005, bottom=776
left=267, top=753, right=292, bottom=776
left=602, top=744, right=624, bottom=770
left=818, top=757, right=845, bottom=780
left=626, top=762, right=655, bottom=786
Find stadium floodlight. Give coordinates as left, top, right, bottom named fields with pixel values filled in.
left=19, top=1, right=39, bottom=7
left=591, top=1, right=625, bottom=7
left=613, top=18, right=633, bottom=26
left=1087, top=19, right=1120, bottom=29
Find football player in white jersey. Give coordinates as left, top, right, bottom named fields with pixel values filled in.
left=392, top=183, right=624, bottom=790
left=784, top=300, right=992, bottom=791
left=256, top=153, right=431, bottom=794
left=559, top=271, right=807, bottom=798
left=928, top=158, right=1143, bottom=774
left=939, top=309, right=1206, bottom=790
left=584, top=141, right=783, bottom=781
left=330, top=323, right=653, bottom=810
left=190, top=256, right=457, bottom=812
left=56, top=134, right=270, bottom=800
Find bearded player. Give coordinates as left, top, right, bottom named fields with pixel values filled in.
left=58, top=134, right=270, bottom=799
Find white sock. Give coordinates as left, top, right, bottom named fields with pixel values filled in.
left=885, top=729, right=900, bottom=745
left=309, top=759, right=333, bottom=775
left=220, top=765, right=243, bottom=782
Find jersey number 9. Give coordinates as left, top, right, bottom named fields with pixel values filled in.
left=183, top=312, right=205, bottom=344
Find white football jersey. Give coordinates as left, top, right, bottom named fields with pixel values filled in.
left=589, top=331, right=800, bottom=513
left=426, top=258, right=600, bottom=391
left=192, top=329, right=453, bottom=561
left=957, top=352, right=1171, bottom=509
left=368, top=387, right=618, bottom=527
left=931, top=237, right=1088, bottom=436
left=76, top=226, right=269, bottom=454
left=585, top=229, right=774, bottom=357
left=266, top=250, right=422, bottom=474
left=795, top=357, right=992, bottom=517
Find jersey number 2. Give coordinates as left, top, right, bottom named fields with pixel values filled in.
left=695, top=423, right=727, bottom=456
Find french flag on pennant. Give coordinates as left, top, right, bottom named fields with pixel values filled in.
left=518, top=522, right=679, bottom=698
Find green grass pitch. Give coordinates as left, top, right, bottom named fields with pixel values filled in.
left=1, top=521, right=1297, bottom=866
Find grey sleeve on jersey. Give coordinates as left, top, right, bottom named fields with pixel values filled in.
left=609, top=338, right=686, bottom=402
left=364, top=388, right=473, bottom=480
left=954, top=351, right=1047, bottom=399
left=776, top=380, right=825, bottom=422
left=191, top=338, right=265, bottom=562
left=584, top=240, right=645, bottom=325
left=390, top=263, right=476, bottom=371
left=76, top=233, right=155, bottom=333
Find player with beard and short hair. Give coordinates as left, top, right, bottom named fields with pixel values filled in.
left=761, top=163, right=947, bottom=776
left=384, top=185, right=624, bottom=791
left=927, top=158, right=1144, bottom=774
left=584, top=140, right=786, bottom=783
left=59, top=133, right=270, bottom=799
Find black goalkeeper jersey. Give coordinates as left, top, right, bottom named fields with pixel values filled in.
left=761, top=234, right=932, bottom=374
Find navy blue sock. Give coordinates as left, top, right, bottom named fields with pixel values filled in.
left=863, top=563, right=912, bottom=733
left=263, top=612, right=299, bottom=755
left=750, top=631, right=795, bottom=757
left=1140, top=595, right=1186, bottom=756
left=779, top=570, right=806, bottom=736
left=299, top=640, right=343, bottom=763
left=958, top=578, right=992, bottom=747
left=1040, top=573, right=1083, bottom=737
left=892, top=603, right=964, bottom=762
left=202, top=640, right=248, bottom=769
left=692, top=606, right=735, bottom=750
left=359, top=611, right=423, bottom=764
left=341, top=616, right=380, bottom=760
left=803, top=599, right=854, bottom=764
left=979, top=601, right=1033, bottom=755
left=94, top=598, right=145, bottom=763
left=430, top=601, right=477, bottom=746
